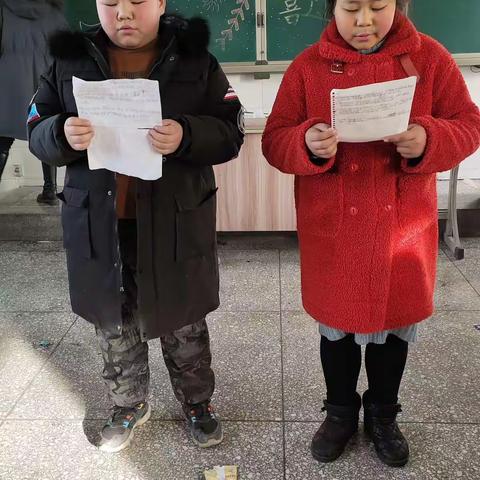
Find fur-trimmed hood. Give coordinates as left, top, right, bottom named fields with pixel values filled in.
left=49, top=15, right=210, bottom=60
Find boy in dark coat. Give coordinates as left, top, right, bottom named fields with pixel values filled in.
left=28, top=0, right=244, bottom=453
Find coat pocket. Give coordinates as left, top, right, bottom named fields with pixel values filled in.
left=296, top=174, right=344, bottom=238
left=57, top=186, right=92, bottom=259
left=175, top=188, right=218, bottom=262
left=397, top=174, right=437, bottom=234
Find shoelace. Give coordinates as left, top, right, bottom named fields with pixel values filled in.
left=109, top=403, right=144, bottom=428
left=189, top=404, right=215, bottom=423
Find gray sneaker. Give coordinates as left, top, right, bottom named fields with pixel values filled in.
left=185, top=402, right=223, bottom=448
left=99, top=402, right=151, bottom=453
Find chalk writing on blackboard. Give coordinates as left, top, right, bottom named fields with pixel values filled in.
left=203, top=0, right=227, bottom=12
left=280, top=0, right=325, bottom=26
left=216, top=0, right=251, bottom=51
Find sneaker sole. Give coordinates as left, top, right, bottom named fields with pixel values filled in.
left=191, top=429, right=224, bottom=449
left=99, top=404, right=152, bottom=453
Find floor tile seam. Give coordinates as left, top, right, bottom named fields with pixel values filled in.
left=1, top=418, right=287, bottom=424
left=3, top=418, right=479, bottom=427
left=449, top=259, right=480, bottom=298
left=0, top=310, right=73, bottom=314
left=278, top=250, right=287, bottom=480
left=280, top=308, right=480, bottom=314
left=280, top=419, right=480, bottom=426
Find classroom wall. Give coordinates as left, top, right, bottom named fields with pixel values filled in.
left=0, top=67, right=479, bottom=195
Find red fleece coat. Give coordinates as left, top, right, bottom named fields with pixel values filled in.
left=262, top=14, right=480, bottom=333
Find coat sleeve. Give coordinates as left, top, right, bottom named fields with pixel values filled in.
left=401, top=53, right=480, bottom=174
left=262, top=59, right=336, bottom=176
left=170, top=54, right=244, bottom=167
left=27, top=62, right=85, bottom=167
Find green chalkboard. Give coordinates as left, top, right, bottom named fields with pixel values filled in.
left=64, top=0, right=99, bottom=29
left=409, top=1, right=480, bottom=55
left=267, top=0, right=328, bottom=62
left=167, top=0, right=256, bottom=63
left=266, top=0, right=480, bottom=62
left=63, top=0, right=257, bottom=64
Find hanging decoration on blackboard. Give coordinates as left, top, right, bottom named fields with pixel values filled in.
left=216, top=0, right=250, bottom=51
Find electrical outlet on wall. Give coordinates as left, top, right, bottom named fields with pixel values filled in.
left=12, top=164, right=23, bottom=177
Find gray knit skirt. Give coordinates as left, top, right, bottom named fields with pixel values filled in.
left=318, top=322, right=419, bottom=345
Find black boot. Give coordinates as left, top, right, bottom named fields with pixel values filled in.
left=37, top=163, right=58, bottom=205
left=36, top=189, right=59, bottom=206
left=311, top=394, right=361, bottom=463
left=363, top=394, right=409, bottom=467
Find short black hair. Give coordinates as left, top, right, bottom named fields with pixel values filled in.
left=325, top=0, right=410, bottom=18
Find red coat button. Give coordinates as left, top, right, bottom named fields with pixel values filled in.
left=350, top=207, right=358, bottom=216
left=350, top=163, right=359, bottom=172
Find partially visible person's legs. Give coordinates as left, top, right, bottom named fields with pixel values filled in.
left=36, top=162, right=58, bottom=205
left=95, top=310, right=151, bottom=453
left=161, top=319, right=222, bottom=448
left=96, top=310, right=150, bottom=409
left=0, top=137, right=15, bottom=182
left=311, top=334, right=362, bottom=463
left=364, top=334, right=408, bottom=405
left=161, top=319, right=215, bottom=407
left=96, top=219, right=151, bottom=453
left=321, top=334, right=362, bottom=406
left=363, top=334, right=410, bottom=467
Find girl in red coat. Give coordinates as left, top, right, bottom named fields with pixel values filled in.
left=263, top=0, right=480, bottom=468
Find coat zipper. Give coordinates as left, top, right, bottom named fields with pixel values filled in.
left=86, top=39, right=124, bottom=330
left=85, top=36, right=177, bottom=337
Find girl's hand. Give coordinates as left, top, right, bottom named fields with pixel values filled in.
left=384, top=124, right=427, bottom=159
left=64, top=117, right=94, bottom=151
left=148, top=119, right=184, bottom=155
left=305, top=123, right=339, bottom=159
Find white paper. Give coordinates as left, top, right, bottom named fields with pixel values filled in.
left=72, top=76, right=163, bottom=180
left=330, top=76, right=417, bottom=143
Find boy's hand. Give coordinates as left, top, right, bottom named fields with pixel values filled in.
left=149, top=119, right=184, bottom=155
left=305, top=123, right=339, bottom=159
left=384, top=124, right=427, bottom=159
left=64, top=117, right=94, bottom=151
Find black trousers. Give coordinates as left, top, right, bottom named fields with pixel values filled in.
left=0, top=136, right=56, bottom=190
left=320, top=334, right=409, bottom=406
left=95, top=219, right=215, bottom=409
left=41, top=161, right=57, bottom=192
left=0, top=137, right=14, bottom=181
left=0, top=136, right=14, bottom=153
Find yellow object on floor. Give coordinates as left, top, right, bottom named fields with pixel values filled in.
left=203, top=465, right=238, bottom=480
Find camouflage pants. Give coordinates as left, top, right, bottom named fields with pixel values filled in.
left=95, top=220, right=215, bottom=408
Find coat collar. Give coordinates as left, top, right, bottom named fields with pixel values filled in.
left=317, top=12, right=421, bottom=64
left=49, top=15, right=210, bottom=61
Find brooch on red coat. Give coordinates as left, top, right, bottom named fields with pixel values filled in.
left=331, top=60, right=345, bottom=74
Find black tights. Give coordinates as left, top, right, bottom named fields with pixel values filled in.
left=320, top=334, right=408, bottom=406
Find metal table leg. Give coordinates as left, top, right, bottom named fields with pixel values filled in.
left=443, top=165, right=464, bottom=260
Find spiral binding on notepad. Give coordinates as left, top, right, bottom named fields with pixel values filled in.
left=331, top=91, right=336, bottom=129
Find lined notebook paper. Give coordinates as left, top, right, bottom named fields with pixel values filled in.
left=331, top=76, right=417, bottom=143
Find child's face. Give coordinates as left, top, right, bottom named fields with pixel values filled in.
left=334, top=0, right=397, bottom=50
left=97, top=0, right=166, bottom=49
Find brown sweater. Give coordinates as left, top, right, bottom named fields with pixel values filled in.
left=107, top=39, right=159, bottom=219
